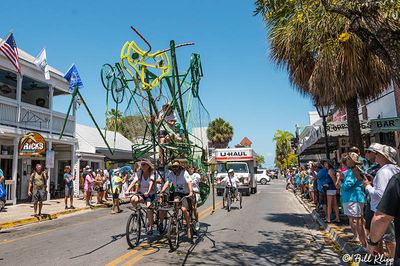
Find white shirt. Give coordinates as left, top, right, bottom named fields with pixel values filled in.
left=366, top=164, right=400, bottom=212
left=189, top=173, right=201, bottom=193
left=221, top=175, right=239, bottom=189
left=134, top=170, right=155, bottom=195
left=167, top=170, right=191, bottom=194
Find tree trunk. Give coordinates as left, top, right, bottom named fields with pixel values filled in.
left=345, top=96, right=364, bottom=154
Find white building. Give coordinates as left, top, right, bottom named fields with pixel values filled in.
left=0, top=45, right=76, bottom=204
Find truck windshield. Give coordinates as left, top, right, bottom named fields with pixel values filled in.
left=217, top=163, right=249, bottom=174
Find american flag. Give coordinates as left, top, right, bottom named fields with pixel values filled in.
left=0, top=33, right=21, bottom=73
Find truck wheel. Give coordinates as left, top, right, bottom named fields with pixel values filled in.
left=260, top=178, right=267, bottom=185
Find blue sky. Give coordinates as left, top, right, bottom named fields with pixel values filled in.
left=2, top=0, right=314, bottom=167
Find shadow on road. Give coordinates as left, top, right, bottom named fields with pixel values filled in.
left=264, top=212, right=313, bottom=228
left=180, top=229, right=341, bottom=265
left=69, top=233, right=126, bottom=259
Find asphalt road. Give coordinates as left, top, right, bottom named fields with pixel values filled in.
left=0, top=180, right=346, bottom=266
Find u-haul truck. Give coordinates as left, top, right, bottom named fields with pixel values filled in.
left=214, top=147, right=257, bottom=196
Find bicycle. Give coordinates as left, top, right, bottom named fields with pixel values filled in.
left=164, top=194, right=197, bottom=251
left=125, top=192, right=165, bottom=248
left=222, top=185, right=242, bottom=212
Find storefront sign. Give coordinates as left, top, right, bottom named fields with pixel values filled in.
left=18, top=132, right=46, bottom=157
left=324, top=121, right=371, bottom=137
left=370, top=117, right=400, bottom=133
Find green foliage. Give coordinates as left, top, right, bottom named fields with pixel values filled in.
left=256, top=154, right=265, bottom=167
left=273, top=130, right=294, bottom=170
left=105, top=109, right=146, bottom=142
left=275, top=152, right=299, bottom=169
left=207, top=118, right=234, bottom=148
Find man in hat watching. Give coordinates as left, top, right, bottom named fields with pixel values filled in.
left=363, top=145, right=400, bottom=258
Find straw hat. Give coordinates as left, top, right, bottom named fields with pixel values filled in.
left=139, top=159, right=154, bottom=170
left=375, top=145, right=397, bottom=164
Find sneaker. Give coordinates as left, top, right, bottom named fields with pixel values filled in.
left=195, top=222, right=200, bottom=231
left=70, top=206, right=75, bottom=209
left=65, top=206, right=68, bottom=210
left=147, top=229, right=153, bottom=236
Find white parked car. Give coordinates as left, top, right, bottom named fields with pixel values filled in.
left=255, top=169, right=271, bottom=185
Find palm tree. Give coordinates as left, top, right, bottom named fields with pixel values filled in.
left=255, top=1, right=392, bottom=152
left=273, top=130, right=293, bottom=170
left=207, top=118, right=234, bottom=148
left=106, top=108, right=124, bottom=131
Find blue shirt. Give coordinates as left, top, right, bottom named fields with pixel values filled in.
left=317, top=168, right=327, bottom=192
left=0, top=169, right=4, bottom=186
left=341, top=170, right=366, bottom=203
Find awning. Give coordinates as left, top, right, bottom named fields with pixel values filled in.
left=370, top=117, right=400, bottom=133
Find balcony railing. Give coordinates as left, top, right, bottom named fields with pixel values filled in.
left=0, top=96, right=75, bottom=136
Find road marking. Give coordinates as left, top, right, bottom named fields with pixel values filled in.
left=106, top=200, right=222, bottom=266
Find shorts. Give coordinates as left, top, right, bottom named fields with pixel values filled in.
left=65, top=185, right=74, bottom=197
left=343, top=202, right=364, bottom=218
left=33, top=188, right=46, bottom=203
left=112, top=193, right=120, bottom=200
left=174, top=192, right=191, bottom=210
left=136, top=192, right=155, bottom=203
left=326, top=190, right=337, bottom=196
left=159, top=130, right=168, bottom=138
left=95, top=187, right=104, bottom=192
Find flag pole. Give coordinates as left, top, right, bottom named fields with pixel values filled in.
left=59, top=86, right=78, bottom=139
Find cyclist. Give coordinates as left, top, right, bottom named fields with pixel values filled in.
left=221, top=169, right=240, bottom=200
left=160, top=160, right=193, bottom=238
left=188, top=165, right=201, bottom=231
left=127, top=159, right=156, bottom=235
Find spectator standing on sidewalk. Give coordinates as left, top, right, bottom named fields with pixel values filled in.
left=28, top=164, right=48, bottom=217
left=324, top=161, right=340, bottom=223
left=316, top=161, right=328, bottom=217
left=362, top=145, right=400, bottom=258
left=0, top=168, right=5, bottom=211
left=341, top=155, right=367, bottom=251
left=64, top=165, right=75, bottom=209
left=94, top=170, right=105, bottom=204
left=111, top=169, right=125, bottom=214
left=103, top=169, right=110, bottom=202
left=84, top=166, right=94, bottom=207
left=368, top=173, right=400, bottom=265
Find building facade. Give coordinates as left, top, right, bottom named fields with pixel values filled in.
left=0, top=47, right=75, bottom=204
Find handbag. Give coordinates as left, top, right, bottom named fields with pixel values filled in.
left=0, top=184, right=7, bottom=199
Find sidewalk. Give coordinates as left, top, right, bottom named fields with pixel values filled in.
left=0, top=197, right=129, bottom=230
left=291, top=190, right=368, bottom=266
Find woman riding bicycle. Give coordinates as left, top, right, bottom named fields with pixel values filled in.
left=160, top=160, right=193, bottom=238
left=127, top=159, right=156, bottom=235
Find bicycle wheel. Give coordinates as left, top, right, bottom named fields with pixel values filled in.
left=222, top=194, right=225, bottom=209
left=227, top=191, right=231, bottom=212
left=167, top=216, right=180, bottom=251
left=101, top=63, right=115, bottom=91
left=111, top=77, right=125, bottom=104
left=239, top=192, right=242, bottom=209
left=126, top=213, right=141, bottom=248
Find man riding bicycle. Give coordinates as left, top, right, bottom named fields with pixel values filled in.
left=221, top=169, right=240, bottom=199
left=127, top=159, right=156, bottom=235
left=160, top=160, right=193, bottom=238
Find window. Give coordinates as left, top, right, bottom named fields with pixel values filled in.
left=217, top=163, right=249, bottom=174
left=0, top=69, right=17, bottom=100
left=21, top=76, right=49, bottom=108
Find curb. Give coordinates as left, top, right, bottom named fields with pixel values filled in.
left=0, top=198, right=130, bottom=230
left=293, top=192, right=367, bottom=266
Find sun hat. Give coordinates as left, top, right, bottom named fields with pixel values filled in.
left=228, top=169, right=234, bottom=173
left=169, top=160, right=182, bottom=168
left=375, top=145, right=397, bottom=164
left=85, top=165, right=92, bottom=171
left=365, top=143, right=383, bottom=153
left=139, top=159, right=154, bottom=170
left=349, top=146, right=361, bottom=154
